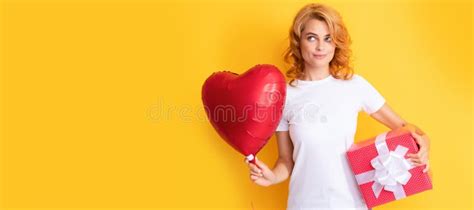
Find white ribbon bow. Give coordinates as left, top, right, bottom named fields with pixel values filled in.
left=355, top=132, right=414, bottom=200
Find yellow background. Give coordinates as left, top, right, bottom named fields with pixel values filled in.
left=1, top=0, right=472, bottom=209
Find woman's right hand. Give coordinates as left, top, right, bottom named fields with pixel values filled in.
left=245, top=157, right=277, bottom=187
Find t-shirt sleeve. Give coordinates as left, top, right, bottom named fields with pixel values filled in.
left=357, top=75, right=386, bottom=114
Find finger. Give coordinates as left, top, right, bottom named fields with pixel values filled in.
left=423, top=162, right=430, bottom=173
left=248, top=163, right=262, bottom=174
left=410, top=131, right=425, bottom=147
left=417, top=146, right=428, bottom=156
left=412, top=132, right=430, bottom=150
left=410, top=157, right=422, bottom=163
left=249, top=166, right=261, bottom=174
left=250, top=174, right=260, bottom=181
left=410, top=162, right=423, bottom=167
left=408, top=160, right=418, bottom=166
left=413, top=151, right=426, bottom=162
left=413, top=160, right=425, bottom=167
left=411, top=131, right=422, bottom=140
left=407, top=153, right=420, bottom=159
left=251, top=171, right=263, bottom=177
left=408, top=158, right=421, bottom=165
left=255, top=157, right=274, bottom=177
left=255, top=157, right=268, bottom=170
left=419, top=152, right=428, bottom=163
left=407, top=152, right=421, bottom=156
left=418, top=148, right=429, bottom=160
left=417, top=143, right=427, bottom=151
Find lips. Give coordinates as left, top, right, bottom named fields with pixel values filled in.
left=313, top=54, right=326, bottom=59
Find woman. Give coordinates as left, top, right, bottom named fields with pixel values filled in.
left=245, top=3, right=430, bottom=210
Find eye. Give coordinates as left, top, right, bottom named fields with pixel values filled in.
left=324, top=36, right=332, bottom=42
left=307, top=36, right=316, bottom=41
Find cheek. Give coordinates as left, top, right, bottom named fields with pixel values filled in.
left=300, top=44, right=312, bottom=59
left=300, top=42, right=311, bottom=54
left=327, top=46, right=336, bottom=59
left=327, top=44, right=336, bottom=53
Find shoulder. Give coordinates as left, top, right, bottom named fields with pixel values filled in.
left=284, top=83, right=295, bottom=99
left=331, top=74, right=378, bottom=94
left=351, top=74, right=363, bottom=80
left=284, top=82, right=297, bottom=92
left=281, top=82, right=302, bottom=105
left=328, top=74, right=365, bottom=86
left=345, top=74, right=365, bottom=83
left=342, top=74, right=371, bottom=86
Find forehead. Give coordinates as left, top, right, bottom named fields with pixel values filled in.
left=302, top=19, right=330, bottom=35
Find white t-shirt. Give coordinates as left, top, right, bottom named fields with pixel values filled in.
left=276, top=74, right=385, bottom=210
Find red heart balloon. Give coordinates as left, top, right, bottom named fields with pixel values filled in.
left=202, top=64, right=286, bottom=164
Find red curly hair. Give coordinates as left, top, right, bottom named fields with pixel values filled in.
left=283, top=3, right=353, bottom=86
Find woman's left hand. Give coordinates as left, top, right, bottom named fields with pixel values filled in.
left=407, top=131, right=430, bottom=173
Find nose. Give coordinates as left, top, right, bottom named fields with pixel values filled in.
left=315, top=40, right=323, bottom=51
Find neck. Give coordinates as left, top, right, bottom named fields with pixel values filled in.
left=300, top=65, right=331, bottom=81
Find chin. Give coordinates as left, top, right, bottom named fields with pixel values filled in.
left=311, top=61, right=329, bottom=67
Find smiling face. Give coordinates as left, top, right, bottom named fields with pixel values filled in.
left=300, top=18, right=336, bottom=70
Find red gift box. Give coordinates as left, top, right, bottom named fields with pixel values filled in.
left=346, top=129, right=433, bottom=208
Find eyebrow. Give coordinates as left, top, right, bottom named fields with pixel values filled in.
left=305, top=32, right=330, bottom=37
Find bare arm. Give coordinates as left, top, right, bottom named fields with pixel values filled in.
left=246, top=131, right=294, bottom=186
left=370, top=103, right=430, bottom=172
left=369, top=103, right=406, bottom=129
left=271, top=131, right=294, bottom=184
left=370, top=103, right=426, bottom=135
